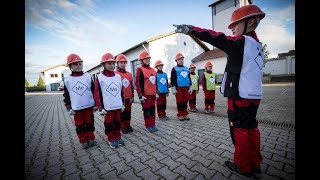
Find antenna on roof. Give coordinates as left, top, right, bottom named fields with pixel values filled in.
left=142, top=44, right=149, bottom=53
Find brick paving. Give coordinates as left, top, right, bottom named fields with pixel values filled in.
left=25, top=83, right=295, bottom=180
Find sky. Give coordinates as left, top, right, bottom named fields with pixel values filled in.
left=25, top=0, right=295, bottom=86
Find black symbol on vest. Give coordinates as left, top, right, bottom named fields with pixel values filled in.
left=106, top=82, right=120, bottom=97
left=72, top=81, right=88, bottom=96
left=253, top=48, right=263, bottom=70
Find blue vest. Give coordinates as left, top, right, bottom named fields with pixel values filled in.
left=156, top=72, right=169, bottom=93
left=174, top=66, right=190, bottom=87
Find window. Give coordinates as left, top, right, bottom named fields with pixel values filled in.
left=50, top=74, right=58, bottom=78
left=131, top=59, right=141, bottom=87
left=184, top=42, right=186, bottom=46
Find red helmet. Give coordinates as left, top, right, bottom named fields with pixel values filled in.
left=175, top=53, right=184, bottom=61
left=67, top=53, right=83, bottom=65
left=116, top=54, right=127, bottom=62
left=139, top=51, right=151, bottom=61
left=100, top=53, right=115, bottom=64
left=154, top=60, right=164, bottom=68
left=228, top=4, right=265, bottom=29
left=205, top=61, right=213, bottom=68
left=189, top=64, right=196, bottom=69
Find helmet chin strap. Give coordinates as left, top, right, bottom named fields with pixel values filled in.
left=242, top=18, right=249, bottom=35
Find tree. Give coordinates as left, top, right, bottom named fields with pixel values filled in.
left=25, top=78, right=30, bottom=88
left=262, top=44, right=270, bottom=67
left=37, top=75, right=45, bottom=87
left=263, top=44, right=270, bottom=59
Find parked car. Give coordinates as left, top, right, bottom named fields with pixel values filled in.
left=58, top=85, right=64, bottom=91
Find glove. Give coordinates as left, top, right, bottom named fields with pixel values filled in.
left=196, top=90, right=199, bottom=94
left=139, top=96, right=147, bottom=103
left=173, top=24, right=191, bottom=34
left=99, top=109, right=107, bottom=116
left=130, top=98, right=134, bottom=104
left=121, top=105, right=125, bottom=112
left=156, top=94, right=159, bottom=99
left=166, top=93, right=169, bottom=97
left=171, top=86, right=177, bottom=95
left=68, top=109, right=76, bottom=115
left=188, top=86, right=192, bottom=94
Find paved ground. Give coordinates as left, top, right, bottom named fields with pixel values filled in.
left=25, top=83, right=295, bottom=180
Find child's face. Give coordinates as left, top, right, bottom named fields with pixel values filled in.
left=231, top=20, right=245, bottom=36
left=70, top=62, right=83, bottom=72
left=117, top=61, right=127, bottom=69
left=176, top=58, right=184, bottom=66
left=142, top=58, right=150, bottom=65
left=190, top=67, right=195, bottom=72
left=103, top=61, right=115, bottom=71
left=156, top=65, right=163, bottom=71
left=206, top=66, right=212, bottom=71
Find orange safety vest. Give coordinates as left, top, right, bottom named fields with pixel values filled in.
left=140, top=66, right=157, bottom=95
left=115, top=70, right=133, bottom=99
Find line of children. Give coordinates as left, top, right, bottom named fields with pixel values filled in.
left=202, top=61, right=216, bottom=114
left=188, top=63, right=199, bottom=112
left=154, top=60, right=170, bottom=121
left=94, top=52, right=125, bottom=148
left=63, top=53, right=97, bottom=149
left=115, top=54, right=135, bottom=134
left=135, top=51, right=158, bottom=133
left=170, top=53, right=192, bottom=121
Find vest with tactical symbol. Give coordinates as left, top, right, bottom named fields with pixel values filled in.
left=174, top=66, right=190, bottom=87
left=204, top=72, right=216, bottom=90
left=140, top=66, right=157, bottom=95
left=64, top=73, right=95, bottom=110
left=156, top=72, right=169, bottom=93
left=97, top=73, right=123, bottom=110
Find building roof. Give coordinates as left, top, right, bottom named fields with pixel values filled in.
left=208, top=0, right=224, bottom=7
left=41, top=64, right=66, bottom=73
left=191, top=48, right=227, bottom=62
left=278, top=50, right=295, bottom=58
left=208, top=0, right=252, bottom=7
left=87, top=31, right=210, bottom=72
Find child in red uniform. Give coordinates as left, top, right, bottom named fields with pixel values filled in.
left=135, top=51, right=158, bottom=133
left=188, top=64, right=199, bottom=112
left=94, top=52, right=125, bottom=148
left=174, top=4, right=265, bottom=178
left=115, top=54, right=134, bottom=134
left=201, top=61, right=216, bottom=114
left=154, top=60, right=170, bottom=121
left=63, top=53, right=96, bottom=149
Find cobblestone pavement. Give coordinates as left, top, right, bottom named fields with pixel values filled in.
left=25, top=83, right=295, bottom=180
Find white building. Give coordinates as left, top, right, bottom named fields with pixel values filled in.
left=40, top=64, right=69, bottom=91
left=264, top=50, right=295, bottom=77
left=86, top=32, right=211, bottom=84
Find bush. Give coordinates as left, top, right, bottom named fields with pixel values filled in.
left=26, top=86, right=46, bottom=92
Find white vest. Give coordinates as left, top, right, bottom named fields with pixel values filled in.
left=239, top=35, right=263, bottom=99
left=97, top=73, right=123, bottom=110
left=64, top=73, right=95, bottom=110
left=220, top=36, right=263, bottom=99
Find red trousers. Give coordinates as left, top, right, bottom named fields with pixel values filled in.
left=175, top=87, right=189, bottom=117
left=120, top=98, right=132, bottom=130
left=74, top=107, right=95, bottom=143
left=227, top=98, right=262, bottom=173
left=104, top=109, right=121, bottom=142
left=204, top=90, right=215, bottom=110
left=156, top=93, right=167, bottom=118
left=188, top=90, right=197, bottom=108
left=141, top=94, right=156, bottom=128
